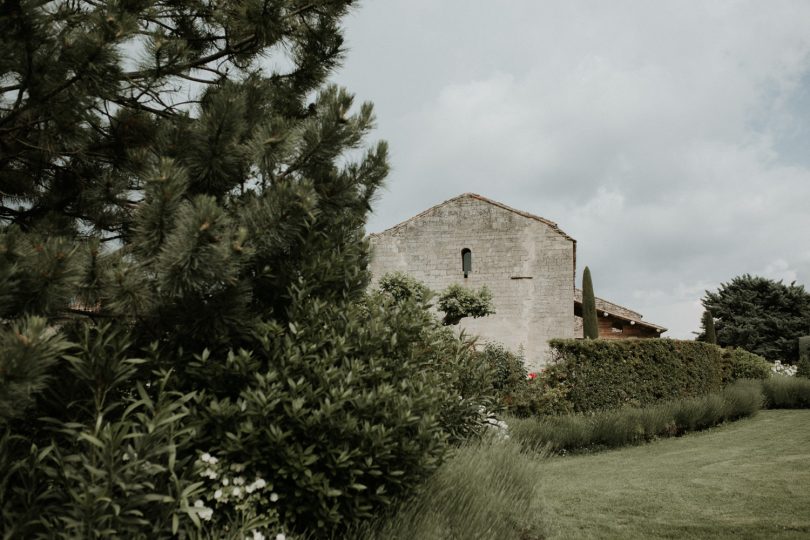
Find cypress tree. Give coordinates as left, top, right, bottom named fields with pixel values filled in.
left=582, top=266, right=599, bottom=339
left=702, top=310, right=717, bottom=344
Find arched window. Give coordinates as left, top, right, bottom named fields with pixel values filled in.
left=461, top=248, right=472, bottom=278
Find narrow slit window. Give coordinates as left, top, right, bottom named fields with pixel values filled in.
left=462, top=248, right=472, bottom=277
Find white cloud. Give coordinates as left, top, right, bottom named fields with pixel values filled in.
left=335, top=0, right=810, bottom=338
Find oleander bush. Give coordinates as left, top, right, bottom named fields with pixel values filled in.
left=542, top=339, right=725, bottom=413
left=509, top=380, right=763, bottom=453
left=505, top=375, right=574, bottom=418
left=721, top=348, right=772, bottom=383
left=477, top=342, right=528, bottom=403
left=761, top=376, right=810, bottom=408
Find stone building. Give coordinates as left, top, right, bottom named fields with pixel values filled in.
left=368, top=193, right=666, bottom=370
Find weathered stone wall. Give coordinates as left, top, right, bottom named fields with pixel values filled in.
left=368, top=194, right=576, bottom=371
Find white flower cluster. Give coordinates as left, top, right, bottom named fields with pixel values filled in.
left=479, top=406, right=510, bottom=440
left=249, top=531, right=286, bottom=540
left=772, top=360, right=797, bottom=377
left=194, top=452, right=288, bottom=539
left=193, top=499, right=214, bottom=521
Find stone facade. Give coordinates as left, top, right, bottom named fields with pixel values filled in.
left=368, top=193, right=577, bottom=371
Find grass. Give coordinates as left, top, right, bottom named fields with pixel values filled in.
left=537, top=410, right=810, bottom=539
left=355, top=410, right=810, bottom=539
left=350, top=437, right=544, bottom=540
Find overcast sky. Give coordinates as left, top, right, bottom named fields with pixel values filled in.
left=331, top=0, right=810, bottom=338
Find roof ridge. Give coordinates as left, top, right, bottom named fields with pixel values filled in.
left=370, top=192, right=576, bottom=242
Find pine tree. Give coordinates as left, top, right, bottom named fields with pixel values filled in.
left=0, top=2, right=456, bottom=536
left=582, top=266, right=599, bottom=339
left=701, top=310, right=717, bottom=344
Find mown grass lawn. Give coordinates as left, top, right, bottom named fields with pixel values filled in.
left=536, top=410, right=810, bottom=539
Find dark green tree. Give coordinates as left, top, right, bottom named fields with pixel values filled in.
left=582, top=266, right=599, bottom=339
left=0, top=1, right=460, bottom=536
left=701, top=275, right=810, bottom=363
left=701, top=309, right=717, bottom=344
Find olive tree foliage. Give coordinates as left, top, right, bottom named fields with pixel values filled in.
left=377, top=272, right=495, bottom=326
left=701, top=275, right=810, bottom=364
left=0, top=1, right=461, bottom=536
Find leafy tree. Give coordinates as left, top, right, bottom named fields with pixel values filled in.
left=582, top=266, right=599, bottom=339
left=701, top=275, right=810, bottom=364
left=701, top=310, right=717, bottom=344
left=378, top=271, right=431, bottom=306
left=378, top=272, right=495, bottom=327
left=0, top=1, right=462, bottom=536
left=437, top=284, right=495, bottom=326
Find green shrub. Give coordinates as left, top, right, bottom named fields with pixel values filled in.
left=425, top=329, right=500, bottom=444
left=205, top=294, right=454, bottom=534
left=0, top=325, right=205, bottom=539
left=544, top=339, right=724, bottom=413
left=506, top=378, right=574, bottom=418
left=762, top=376, right=810, bottom=408
left=476, top=342, right=527, bottom=402
left=722, top=379, right=765, bottom=419
left=509, top=380, right=763, bottom=454
left=798, top=336, right=810, bottom=378
left=378, top=272, right=432, bottom=305
left=720, top=348, right=771, bottom=383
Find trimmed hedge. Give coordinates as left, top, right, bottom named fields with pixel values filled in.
left=721, top=348, right=771, bottom=383
left=544, top=339, right=725, bottom=413
left=509, top=380, right=763, bottom=453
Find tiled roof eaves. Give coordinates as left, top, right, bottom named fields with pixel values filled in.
left=574, top=289, right=668, bottom=332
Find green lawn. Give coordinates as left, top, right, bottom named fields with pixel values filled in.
left=536, top=410, right=810, bottom=539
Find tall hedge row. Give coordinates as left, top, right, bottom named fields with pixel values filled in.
left=545, top=339, right=725, bottom=412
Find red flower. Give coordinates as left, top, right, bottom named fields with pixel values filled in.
left=527, top=372, right=538, bottom=380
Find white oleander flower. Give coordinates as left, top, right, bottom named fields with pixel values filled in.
left=254, top=478, right=267, bottom=489
left=276, top=533, right=286, bottom=540
left=270, top=493, right=279, bottom=502
left=194, top=499, right=205, bottom=508
left=223, top=478, right=230, bottom=486
left=213, top=489, right=223, bottom=500
left=232, top=487, right=242, bottom=498
left=201, top=453, right=212, bottom=463
left=199, top=507, right=213, bottom=521
left=251, top=531, right=265, bottom=540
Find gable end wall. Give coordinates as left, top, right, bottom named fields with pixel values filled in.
left=369, top=196, right=575, bottom=370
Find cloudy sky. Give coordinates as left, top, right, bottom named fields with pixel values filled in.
left=331, top=0, right=810, bottom=338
